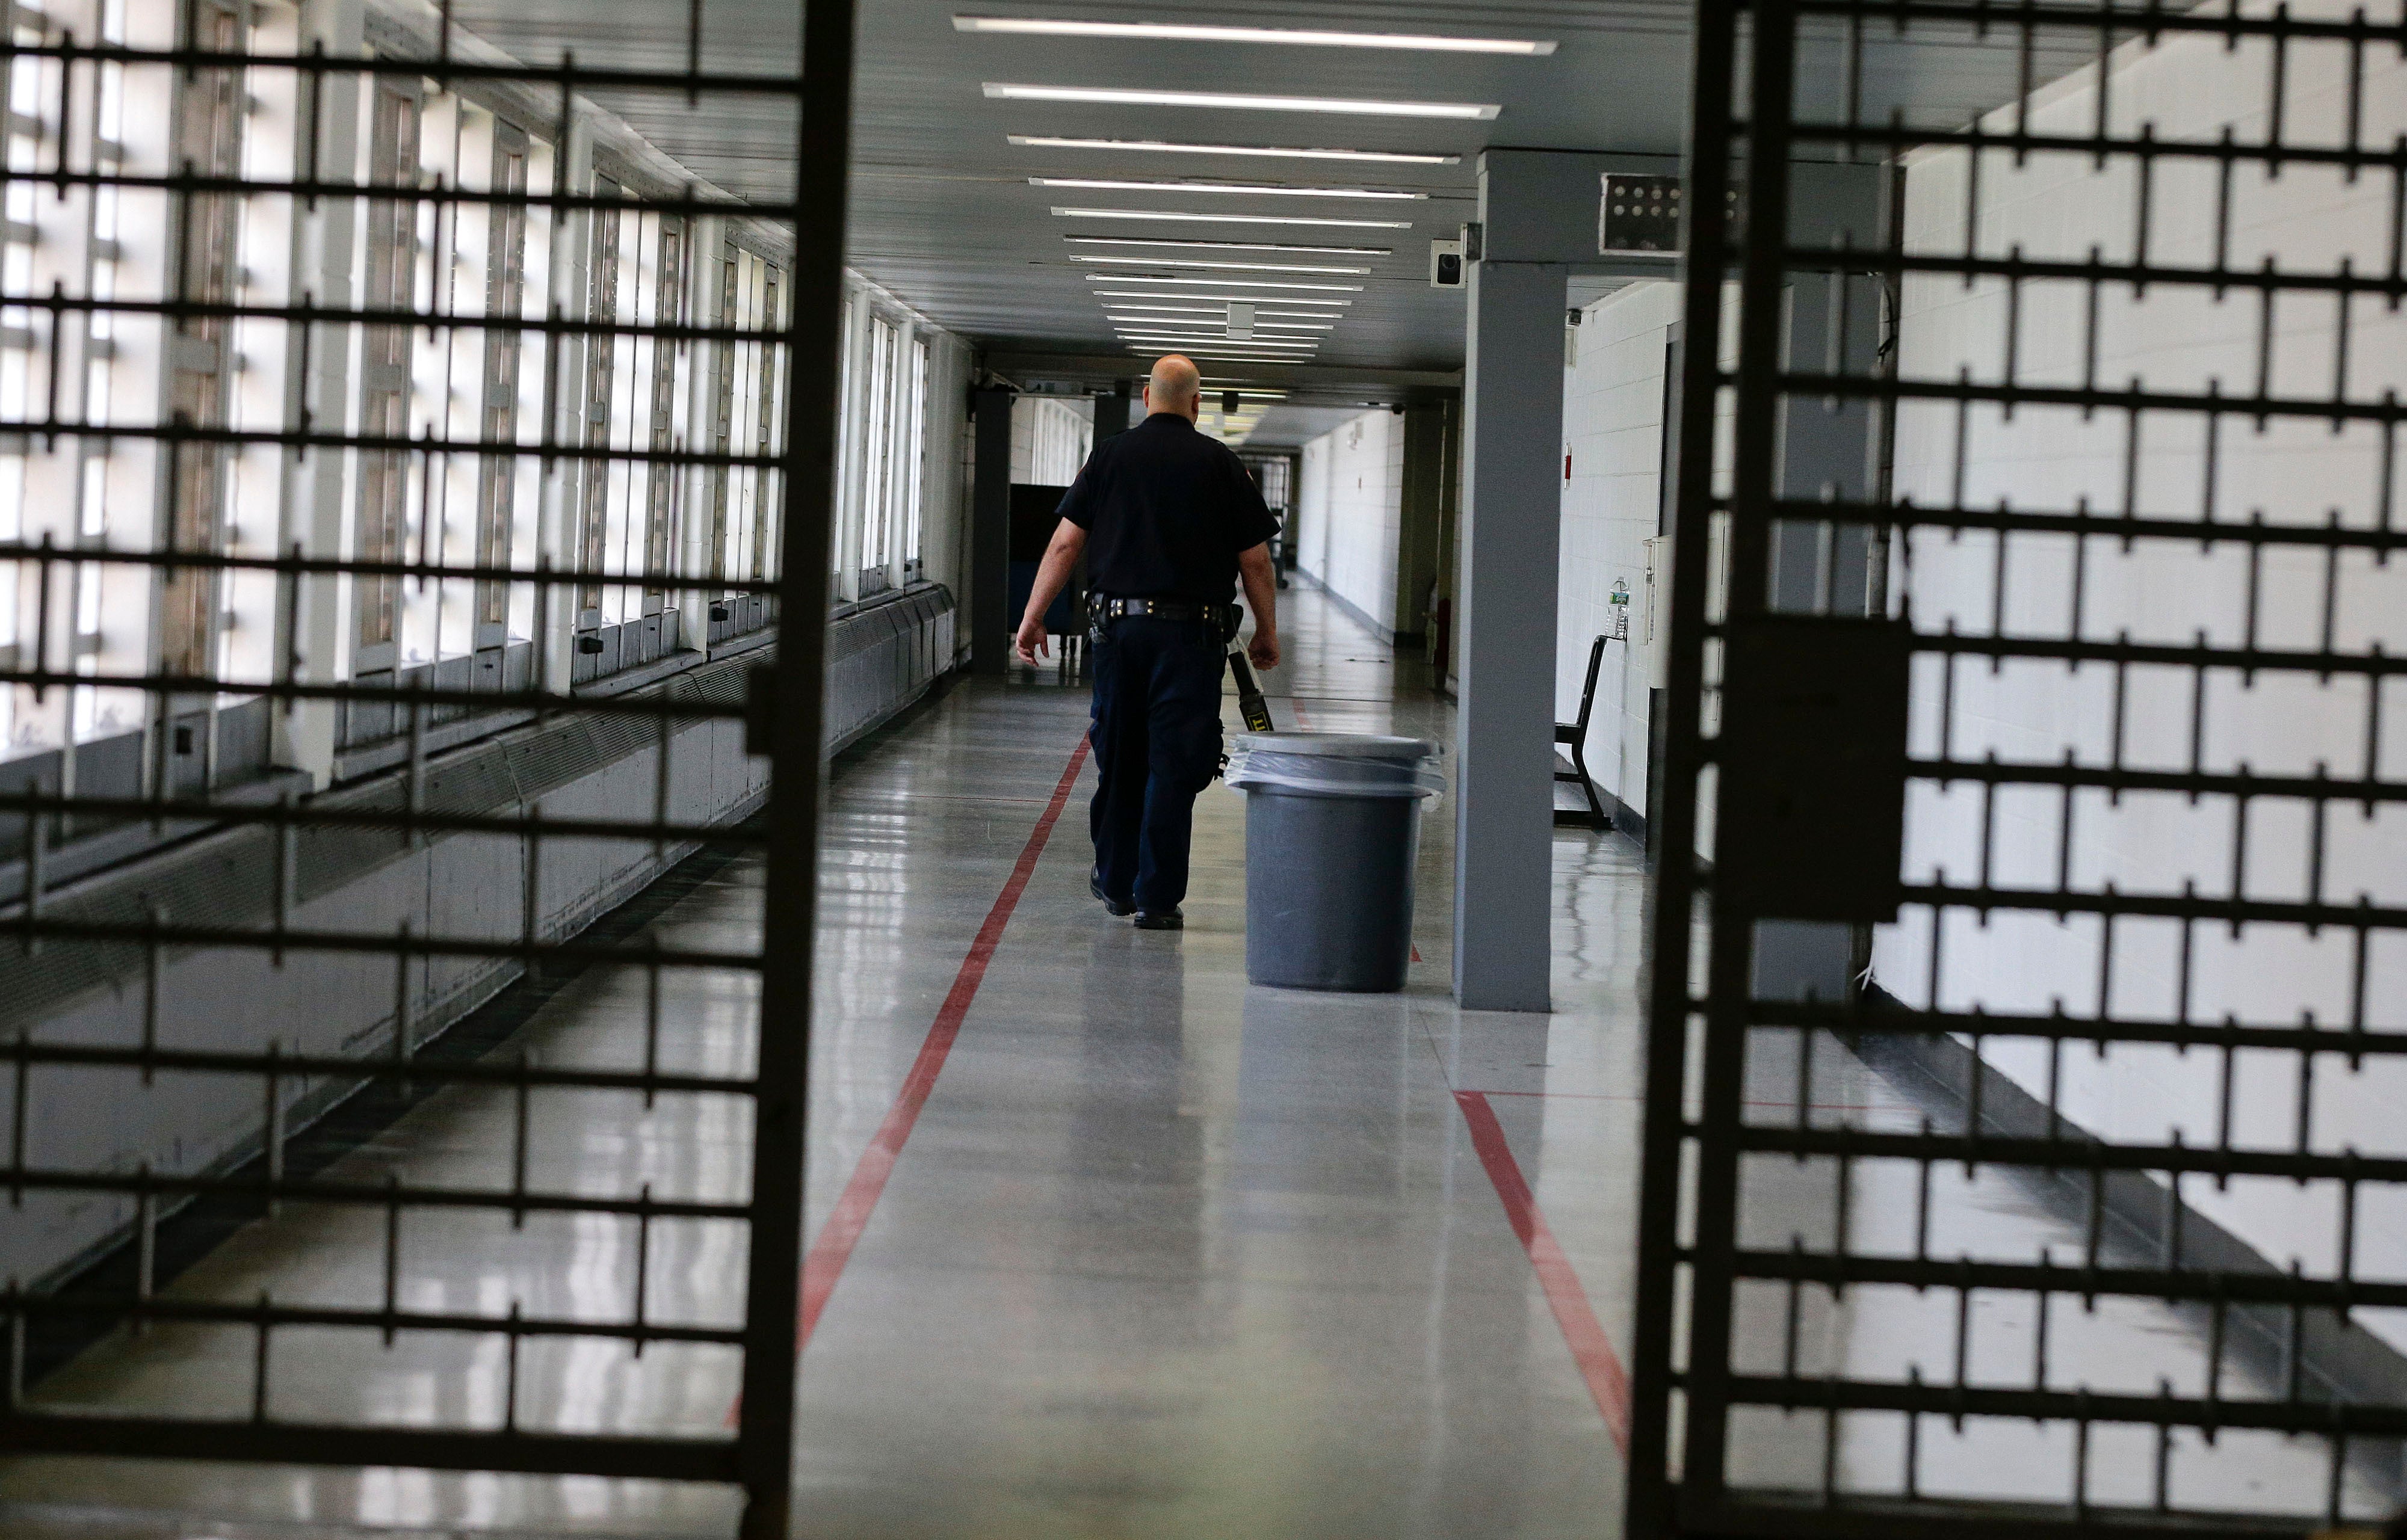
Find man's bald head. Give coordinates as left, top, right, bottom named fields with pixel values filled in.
left=1143, top=355, right=1202, bottom=420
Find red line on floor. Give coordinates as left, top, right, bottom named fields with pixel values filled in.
left=732, top=736, right=1091, bottom=1420
left=1453, top=1089, right=1633, bottom=1453
left=800, top=737, right=1090, bottom=1340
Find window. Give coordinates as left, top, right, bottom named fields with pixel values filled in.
left=708, top=245, right=738, bottom=584
left=158, top=0, right=247, bottom=679
left=830, top=296, right=851, bottom=578
left=354, top=78, right=421, bottom=659
left=903, top=337, right=927, bottom=572
left=859, top=313, right=897, bottom=583
left=574, top=180, right=622, bottom=617
left=0, top=0, right=46, bottom=745
left=640, top=214, right=684, bottom=605
left=750, top=262, right=782, bottom=582
left=474, top=125, right=528, bottom=638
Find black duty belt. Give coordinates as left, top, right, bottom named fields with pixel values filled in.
left=1089, top=596, right=1227, bottom=626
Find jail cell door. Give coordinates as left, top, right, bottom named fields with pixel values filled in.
left=1628, top=0, right=2407, bottom=1537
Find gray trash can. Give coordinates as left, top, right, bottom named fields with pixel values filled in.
left=1224, top=732, right=1444, bottom=992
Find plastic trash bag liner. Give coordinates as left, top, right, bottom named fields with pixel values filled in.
left=1223, top=732, right=1445, bottom=801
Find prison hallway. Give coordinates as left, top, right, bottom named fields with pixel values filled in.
left=4, top=587, right=2395, bottom=1539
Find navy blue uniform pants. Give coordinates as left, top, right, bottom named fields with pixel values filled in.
left=1089, top=615, right=1225, bottom=912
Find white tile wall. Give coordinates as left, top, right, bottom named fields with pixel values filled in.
left=1870, top=0, right=2407, bottom=1342
left=1559, top=282, right=1683, bottom=815
left=1294, top=408, right=1406, bottom=635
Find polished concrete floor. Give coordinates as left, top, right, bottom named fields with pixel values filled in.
left=2, top=589, right=2368, bottom=1537
left=0, top=589, right=1647, bottom=1539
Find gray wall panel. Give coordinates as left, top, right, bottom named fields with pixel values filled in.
left=4, top=589, right=954, bottom=1293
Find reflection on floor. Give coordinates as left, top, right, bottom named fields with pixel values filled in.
left=0, top=588, right=2361, bottom=1538
left=0, top=591, right=1639, bottom=1539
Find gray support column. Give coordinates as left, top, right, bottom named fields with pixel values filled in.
left=1453, top=259, right=1568, bottom=1011
left=971, top=383, right=1015, bottom=675
left=1451, top=149, right=1675, bottom=1012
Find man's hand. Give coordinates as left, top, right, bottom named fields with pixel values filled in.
left=1015, top=613, right=1051, bottom=667
left=1248, top=629, right=1281, bottom=671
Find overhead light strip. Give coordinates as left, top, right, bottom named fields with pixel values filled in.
left=1077, top=256, right=1370, bottom=275
left=1011, top=135, right=1459, bottom=165
left=1068, top=236, right=1389, bottom=256
left=1056, top=206, right=1411, bottom=230
left=1105, top=310, right=1340, bottom=325
left=1116, top=328, right=1318, bottom=342
left=1117, top=336, right=1320, bottom=349
left=1033, top=177, right=1424, bottom=200
left=1092, top=275, right=1364, bottom=291
left=1117, top=331, right=1318, bottom=343
left=960, top=18, right=1555, bottom=53
left=1093, top=288, right=1350, bottom=304
left=986, top=84, right=1499, bottom=120
left=1129, top=350, right=1332, bottom=363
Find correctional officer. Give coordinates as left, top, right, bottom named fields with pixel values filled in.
left=1015, top=355, right=1281, bottom=930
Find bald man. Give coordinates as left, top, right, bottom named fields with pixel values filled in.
left=1016, top=355, right=1282, bottom=929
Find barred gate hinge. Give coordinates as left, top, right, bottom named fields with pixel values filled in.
left=1714, top=614, right=1911, bottom=922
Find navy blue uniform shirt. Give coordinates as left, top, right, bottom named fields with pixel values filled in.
left=1055, top=413, right=1280, bottom=605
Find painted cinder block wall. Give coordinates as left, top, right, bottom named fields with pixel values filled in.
left=1868, top=1, right=2407, bottom=1348
left=1294, top=409, right=1407, bottom=639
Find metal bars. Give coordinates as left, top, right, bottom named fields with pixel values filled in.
left=0, top=0, right=833, bottom=1530
left=1633, top=0, right=2407, bottom=1535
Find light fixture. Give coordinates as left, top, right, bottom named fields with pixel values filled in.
left=1129, top=348, right=1326, bottom=363
left=1125, top=349, right=1319, bottom=360
left=1253, top=321, right=1335, bottom=330
left=960, top=18, right=1555, bottom=53
left=1116, top=328, right=1318, bottom=343
left=1057, top=206, right=1411, bottom=229
left=1033, top=177, right=1424, bottom=200
left=1068, top=236, right=1389, bottom=256
left=1077, top=256, right=1370, bottom=275
left=1091, top=275, right=1365, bottom=291
left=985, top=84, right=1499, bottom=120
left=1010, top=135, right=1460, bottom=165
left=1116, top=332, right=1319, bottom=346
left=1093, top=288, right=1350, bottom=304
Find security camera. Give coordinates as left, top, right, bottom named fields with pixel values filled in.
left=1430, top=238, right=1466, bottom=289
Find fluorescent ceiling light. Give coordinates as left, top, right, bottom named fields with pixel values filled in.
left=1130, top=348, right=1327, bottom=363
left=1091, top=275, right=1364, bottom=291
left=1056, top=206, right=1411, bottom=229
left=1077, top=256, right=1370, bottom=275
left=1094, top=288, right=1350, bottom=304
left=1117, top=331, right=1318, bottom=345
left=1069, top=236, right=1389, bottom=256
left=1033, top=177, right=1424, bottom=200
left=1118, top=329, right=1317, bottom=342
left=1254, top=322, right=1335, bottom=330
left=1012, top=135, right=1459, bottom=165
left=961, top=18, right=1555, bottom=54
left=986, top=84, right=1499, bottom=120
